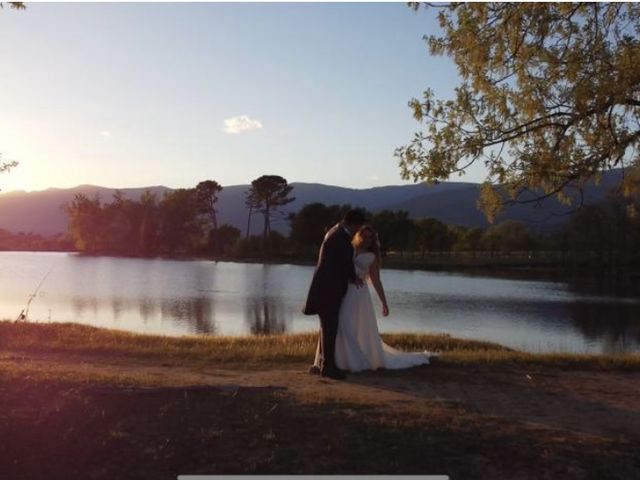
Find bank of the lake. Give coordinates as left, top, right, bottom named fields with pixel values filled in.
left=1, top=322, right=639, bottom=479
left=7, top=245, right=640, bottom=272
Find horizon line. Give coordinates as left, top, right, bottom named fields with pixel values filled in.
left=0, top=178, right=482, bottom=196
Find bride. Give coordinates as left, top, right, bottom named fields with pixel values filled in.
left=314, top=225, right=431, bottom=372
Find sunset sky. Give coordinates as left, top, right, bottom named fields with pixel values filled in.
left=0, top=2, right=483, bottom=193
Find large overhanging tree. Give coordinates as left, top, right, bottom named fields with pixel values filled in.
left=396, top=2, right=640, bottom=221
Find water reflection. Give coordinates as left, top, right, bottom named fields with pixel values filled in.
left=159, top=297, right=216, bottom=335
left=245, top=296, right=287, bottom=335
left=567, top=273, right=640, bottom=299
left=383, top=271, right=640, bottom=354
left=1, top=252, right=639, bottom=353
left=243, top=264, right=290, bottom=335
left=138, top=297, right=156, bottom=323
left=569, top=302, right=640, bottom=354
left=71, top=296, right=99, bottom=317
left=69, top=294, right=217, bottom=334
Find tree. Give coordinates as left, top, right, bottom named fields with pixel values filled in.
left=157, top=188, right=201, bottom=254
left=64, top=194, right=105, bottom=254
left=135, top=190, right=161, bottom=256
left=481, top=220, right=538, bottom=255
left=371, top=210, right=414, bottom=256
left=0, top=3, right=26, bottom=9
left=248, top=175, right=295, bottom=247
left=450, top=225, right=484, bottom=254
left=195, top=180, right=223, bottom=231
left=108, top=190, right=160, bottom=256
left=210, top=224, right=241, bottom=256
left=289, top=203, right=353, bottom=250
left=244, top=187, right=260, bottom=240
left=413, top=217, right=453, bottom=257
left=397, top=3, right=640, bottom=221
left=557, top=175, right=640, bottom=266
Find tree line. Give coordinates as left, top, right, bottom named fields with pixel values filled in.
left=64, top=176, right=294, bottom=257
left=62, top=173, right=640, bottom=269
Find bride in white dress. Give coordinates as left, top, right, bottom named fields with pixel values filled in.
left=314, top=225, right=431, bottom=372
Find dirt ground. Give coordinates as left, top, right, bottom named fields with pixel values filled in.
left=1, top=350, right=639, bottom=479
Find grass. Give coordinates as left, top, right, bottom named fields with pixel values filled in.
left=1, top=320, right=639, bottom=372
left=1, top=321, right=639, bottom=479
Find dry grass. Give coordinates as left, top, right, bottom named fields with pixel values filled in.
left=1, top=321, right=640, bottom=479
left=1, top=320, right=639, bottom=371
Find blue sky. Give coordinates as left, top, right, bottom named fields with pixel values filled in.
left=0, top=2, right=481, bottom=192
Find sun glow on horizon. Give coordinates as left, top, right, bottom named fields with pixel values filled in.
left=0, top=3, right=484, bottom=195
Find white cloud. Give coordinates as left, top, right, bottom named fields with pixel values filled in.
left=367, top=175, right=380, bottom=181
left=223, top=115, right=263, bottom=134
left=100, top=130, right=112, bottom=138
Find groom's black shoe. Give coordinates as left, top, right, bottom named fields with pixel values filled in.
left=321, top=368, right=347, bottom=380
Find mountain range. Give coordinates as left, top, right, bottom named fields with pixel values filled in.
left=0, top=170, right=624, bottom=237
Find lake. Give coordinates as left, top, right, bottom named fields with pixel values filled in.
left=1, top=251, right=639, bottom=354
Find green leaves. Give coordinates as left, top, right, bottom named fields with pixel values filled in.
left=399, top=3, right=640, bottom=219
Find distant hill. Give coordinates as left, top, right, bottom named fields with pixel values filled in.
left=0, top=185, right=170, bottom=237
left=0, top=170, right=625, bottom=237
left=386, top=169, right=624, bottom=231
left=215, top=182, right=471, bottom=234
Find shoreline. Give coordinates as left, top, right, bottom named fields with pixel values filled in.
left=3, top=248, right=640, bottom=278
left=2, top=321, right=639, bottom=367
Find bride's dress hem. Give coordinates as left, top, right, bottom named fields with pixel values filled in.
left=313, top=252, right=432, bottom=373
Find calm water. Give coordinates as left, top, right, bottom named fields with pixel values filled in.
left=1, top=252, right=639, bottom=354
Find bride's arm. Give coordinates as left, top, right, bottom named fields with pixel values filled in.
left=369, top=258, right=389, bottom=317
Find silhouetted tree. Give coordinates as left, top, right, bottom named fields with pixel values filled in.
left=481, top=220, right=538, bottom=255
left=244, top=188, right=260, bottom=240
left=136, top=190, right=161, bottom=256
left=413, top=217, right=453, bottom=257
left=371, top=210, right=414, bottom=256
left=289, top=203, right=353, bottom=250
left=450, top=225, right=484, bottom=255
left=195, top=180, right=223, bottom=231
left=64, top=194, right=105, bottom=254
left=158, top=188, right=201, bottom=254
left=210, top=224, right=241, bottom=256
left=248, top=175, right=295, bottom=248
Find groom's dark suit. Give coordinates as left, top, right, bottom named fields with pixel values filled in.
left=303, top=223, right=357, bottom=374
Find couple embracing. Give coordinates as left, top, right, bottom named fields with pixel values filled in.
left=303, top=209, right=431, bottom=380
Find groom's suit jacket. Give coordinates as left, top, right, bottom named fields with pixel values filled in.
left=303, top=223, right=357, bottom=316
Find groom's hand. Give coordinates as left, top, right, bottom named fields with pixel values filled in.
left=382, top=305, right=389, bottom=317
left=354, top=277, right=364, bottom=288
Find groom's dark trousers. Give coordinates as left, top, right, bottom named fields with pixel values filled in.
left=303, top=224, right=357, bottom=373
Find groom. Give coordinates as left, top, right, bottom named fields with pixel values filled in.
left=303, top=209, right=366, bottom=380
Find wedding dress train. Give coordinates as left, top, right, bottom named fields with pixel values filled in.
left=314, top=252, right=431, bottom=372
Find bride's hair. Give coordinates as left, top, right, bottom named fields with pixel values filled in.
left=352, top=225, right=382, bottom=265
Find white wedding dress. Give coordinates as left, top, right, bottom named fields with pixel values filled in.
left=314, top=252, right=431, bottom=372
